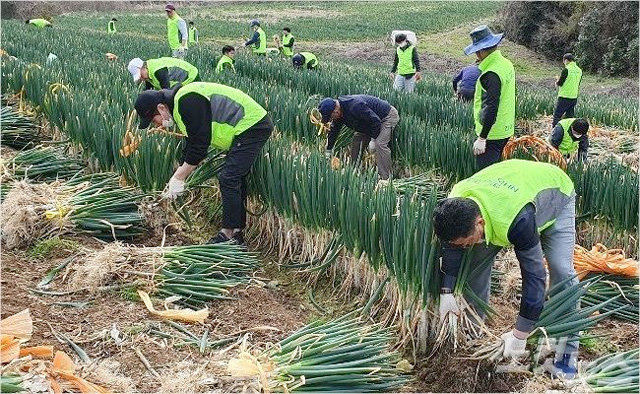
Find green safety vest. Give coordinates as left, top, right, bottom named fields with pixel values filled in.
left=558, top=61, right=582, bottom=99
left=281, top=34, right=294, bottom=57
left=173, top=82, right=267, bottom=151
left=473, top=50, right=516, bottom=140
left=188, top=26, right=197, bottom=44
left=300, top=52, right=318, bottom=69
left=557, top=118, right=580, bottom=154
left=146, top=57, right=198, bottom=90
left=108, top=20, right=116, bottom=33
left=29, top=19, right=51, bottom=28
left=252, top=27, right=267, bottom=54
left=449, top=159, right=575, bottom=247
left=396, top=45, right=416, bottom=75
left=167, top=14, right=184, bottom=50
left=215, top=55, right=235, bottom=73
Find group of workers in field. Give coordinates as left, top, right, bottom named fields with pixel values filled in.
left=28, top=6, right=589, bottom=379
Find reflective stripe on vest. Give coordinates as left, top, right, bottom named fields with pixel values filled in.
left=282, top=34, right=294, bottom=56
left=167, top=15, right=183, bottom=50
left=108, top=21, right=116, bottom=33
left=300, top=52, right=318, bottom=69
left=558, top=62, right=582, bottom=99
left=146, top=57, right=198, bottom=90
left=29, top=19, right=50, bottom=28
left=188, top=27, right=197, bottom=44
left=449, top=159, right=575, bottom=247
left=473, top=50, right=516, bottom=140
left=253, top=28, right=267, bottom=54
left=557, top=118, right=580, bottom=154
left=396, top=45, right=416, bottom=75
left=215, top=55, right=235, bottom=73
left=173, top=82, right=267, bottom=151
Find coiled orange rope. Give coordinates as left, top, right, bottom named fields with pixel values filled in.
left=574, top=243, right=639, bottom=279
left=502, top=135, right=567, bottom=170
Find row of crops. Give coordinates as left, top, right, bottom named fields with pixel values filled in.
left=3, top=22, right=637, bottom=234
left=2, top=18, right=638, bottom=364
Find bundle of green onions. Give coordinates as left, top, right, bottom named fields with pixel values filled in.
left=388, top=171, right=447, bottom=200
left=582, top=349, right=639, bottom=393
left=7, top=146, right=84, bottom=181
left=1, top=173, right=144, bottom=248
left=469, top=277, right=623, bottom=361
left=228, top=313, right=411, bottom=392
left=0, top=105, right=40, bottom=149
left=581, top=274, right=639, bottom=323
left=152, top=244, right=258, bottom=308
left=0, top=374, right=23, bottom=393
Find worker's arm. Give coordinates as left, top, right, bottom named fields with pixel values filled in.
left=390, top=52, right=399, bottom=73
left=179, top=93, right=212, bottom=167
left=283, top=37, right=294, bottom=48
left=154, top=67, right=171, bottom=89
left=178, top=19, right=188, bottom=46
left=478, top=71, right=501, bottom=139
left=440, top=246, right=465, bottom=290
left=355, top=101, right=382, bottom=138
left=144, top=81, right=154, bottom=90
left=245, top=31, right=260, bottom=46
left=549, top=124, right=564, bottom=149
left=578, top=135, right=589, bottom=162
left=412, top=47, right=421, bottom=72
left=326, top=120, right=343, bottom=151
left=508, top=204, right=546, bottom=333
left=452, top=70, right=463, bottom=92
left=556, top=68, right=568, bottom=87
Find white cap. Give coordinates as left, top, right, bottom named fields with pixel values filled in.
left=127, top=58, right=144, bottom=83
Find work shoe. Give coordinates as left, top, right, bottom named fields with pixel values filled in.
left=208, top=231, right=232, bottom=244
left=231, top=231, right=245, bottom=246
left=543, top=357, right=578, bottom=380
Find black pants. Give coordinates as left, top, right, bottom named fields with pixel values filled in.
left=552, top=97, right=577, bottom=127
left=218, top=115, right=273, bottom=229
left=475, top=137, right=509, bottom=172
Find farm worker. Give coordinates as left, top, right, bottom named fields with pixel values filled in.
left=215, top=46, right=236, bottom=73
left=318, top=95, right=399, bottom=180
left=552, top=53, right=583, bottom=127
left=108, top=18, right=117, bottom=34
left=452, top=61, right=481, bottom=102
left=134, top=82, right=273, bottom=245
left=127, top=57, right=199, bottom=90
left=292, top=52, right=318, bottom=70
left=165, top=3, right=188, bottom=58
left=188, top=21, right=198, bottom=45
left=280, top=27, right=294, bottom=57
left=390, top=33, right=421, bottom=93
left=243, top=20, right=266, bottom=56
left=25, top=19, right=52, bottom=28
left=433, top=159, right=580, bottom=378
left=464, top=25, right=515, bottom=172
left=549, top=118, right=589, bottom=162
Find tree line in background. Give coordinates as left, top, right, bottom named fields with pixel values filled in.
left=497, top=1, right=638, bottom=76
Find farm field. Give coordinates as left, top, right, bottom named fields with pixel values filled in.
left=1, top=2, right=638, bottom=393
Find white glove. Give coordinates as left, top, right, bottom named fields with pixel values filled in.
left=473, top=137, right=487, bottom=155
left=438, top=293, right=460, bottom=320
left=368, top=140, right=376, bottom=152
left=163, top=176, right=185, bottom=200
left=501, top=331, right=528, bottom=359
left=324, top=149, right=333, bottom=158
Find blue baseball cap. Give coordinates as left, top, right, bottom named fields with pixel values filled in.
left=318, top=98, right=336, bottom=123
left=464, top=25, right=504, bottom=56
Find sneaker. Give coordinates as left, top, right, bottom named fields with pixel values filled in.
left=543, top=357, right=578, bottom=380
left=232, top=231, right=245, bottom=246
left=208, top=231, right=232, bottom=244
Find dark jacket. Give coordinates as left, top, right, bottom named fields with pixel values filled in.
left=453, top=65, right=481, bottom=92
left=326, top=95, right=392, bottom=150
left=441, top=203, right=547, bottom=332
left=145, top=67, right=170, bottom=90
left=477, top=72, right=501, bottom=139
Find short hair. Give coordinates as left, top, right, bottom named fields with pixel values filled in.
left=112, top=17, right=117, bottom=21
left=189, top=21, right=194, bottom=25
left=433, top=198, right=481, bottom=243
left=283, top=27, right=291, bottom=32
left=395, top=33, right=407, bottom=43
left=25, top=20, right=30, bottom=24
left=222, top=45, right=235, bottom=55
left=563, top=53, right=574, bottom=61
left=572, top=118, right=589, bottom=135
